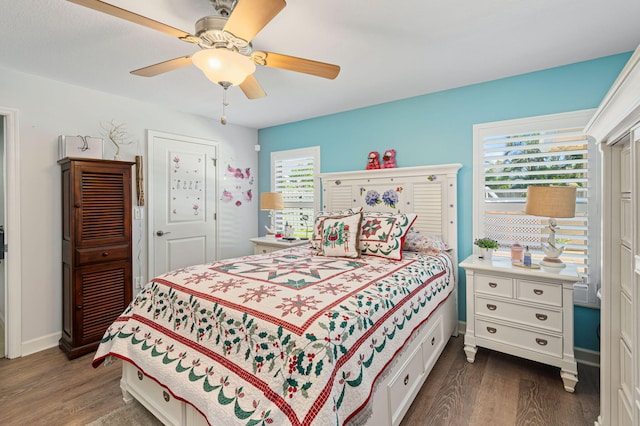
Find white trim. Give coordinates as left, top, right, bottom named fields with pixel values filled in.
left=21, top=331, right=60, bottom=357
left=1, top=107, right=21, bottom=359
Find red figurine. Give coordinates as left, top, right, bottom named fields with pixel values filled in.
left=381, top=149, right=396, bottom=168
left=366, top=151, right=380, bottom=170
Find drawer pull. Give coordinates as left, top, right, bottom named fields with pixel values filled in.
left=403, top=374, right=410, bottom=386
left=488, top=282, right=498, bottom=288
left=533, top=289, right=544, bottom=295
left=431, top=337, right=436, bottom=346
left=486, top=304, right=497, bottom=311
left=487, top=327, right=497, bottom=334
left=535, top=313, right=548, bottom=321
left=536, top=338, right=548, bottom=346
left=102, top=251, right=110, bottom=257
left=163, top=391, right=170, bottom=402
left=137, top=371, right=143, bottom=381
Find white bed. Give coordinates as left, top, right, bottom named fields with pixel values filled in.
left=94, top=163, right=462, bottom=426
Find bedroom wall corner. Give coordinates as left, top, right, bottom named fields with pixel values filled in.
left=0, top=65, right=258, bottom=355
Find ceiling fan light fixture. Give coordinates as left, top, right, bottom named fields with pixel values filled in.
left=192, top=48, right=255, bottom=86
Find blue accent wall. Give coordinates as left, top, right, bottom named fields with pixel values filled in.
left=257, top=52, right=632, bottom=352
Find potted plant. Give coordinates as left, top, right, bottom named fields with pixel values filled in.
left=474, top=238, right=499, bottom=260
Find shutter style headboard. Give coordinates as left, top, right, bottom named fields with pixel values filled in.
left=319, top=164, right=462, bottom=252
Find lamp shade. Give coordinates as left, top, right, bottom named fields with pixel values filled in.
left=260, top=192, right=284, bottom=210
left=191, top=48, right=256, bottom=86
left=525, top=186, right=576, bottom=218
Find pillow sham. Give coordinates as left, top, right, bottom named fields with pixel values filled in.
left=359, top=211, right=417, bottom=260
left=320, top=212, right=363, bottom=258
left=311, top=208, right=363, bottom=251
left=402, top=228, right=450, bottom=255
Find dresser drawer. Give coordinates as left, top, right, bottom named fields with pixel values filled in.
left=517, top=280, right=562, bottom=307
left=475, top=274, right=513, bottom=298
left=76, top=244, right=130, bottom=265
left=475, top=296, right=562, bottom=332
left=125, top=365, right=183, bottom=425
left=388, top=345, right=424, bottom=425
left=475, top=318, right=562, bottom=358
left=421, top=316, right=444, bottom=371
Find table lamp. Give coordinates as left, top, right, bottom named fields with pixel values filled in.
left=260, top=192, right=284, bottom=237
left=525, top=186, right=576, bottom=272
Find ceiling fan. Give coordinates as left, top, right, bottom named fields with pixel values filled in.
left=67, top=0, right=341, bottom=102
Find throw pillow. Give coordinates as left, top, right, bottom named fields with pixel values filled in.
left=320, top=213, right=363, bottom=258
left=311, top=208, right=363, bottom=251
left=359, top=211, right=417, bottom=260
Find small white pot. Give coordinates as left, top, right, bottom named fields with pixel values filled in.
left=479, top=248, right=493, bottom=261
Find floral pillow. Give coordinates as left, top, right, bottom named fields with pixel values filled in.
left=402, top=228, right=450, bottom=255
left=359, top=212, right=417, bottom=260
left=311, top=208, right=363, bottom=251
left=320, top=213, right=363, bottom=258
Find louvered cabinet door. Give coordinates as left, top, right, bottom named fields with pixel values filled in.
left=59, top=158, right=135, bottom=359
left=74, top=261, right=132, bottom=346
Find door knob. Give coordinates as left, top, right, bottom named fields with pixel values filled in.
left=156, top=230, right=171, bottom=236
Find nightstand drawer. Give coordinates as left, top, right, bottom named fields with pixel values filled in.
left=475, top=296, right=562, bottom=332
left=475, top=274, right=513, bottom=298
left=517, top=280, right=562, bottom=307
left=476, top=318, right=562, bottom=358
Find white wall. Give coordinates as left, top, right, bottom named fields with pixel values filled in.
left=0, top=66, right=259, bottom=354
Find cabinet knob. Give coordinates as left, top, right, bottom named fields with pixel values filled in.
left=535, top=313, right=548, bottom=321
left=137, top=371, right=143, bottom=381
left=488, top=282, right=498, bottom=288
left=487, top=327, right=497, bottom=334
left=487, top=304, right=497, bottom=311
left=431, top=337, right=436, bottom=346
left=536, top=338, right=548, bottom=346
left=163, top=391, right=171, bottom=402
left=403, top=374, right=410, bottom=386
left=533, top=289, right=544, bottom=295
left=102, top=252, right=110, bottom=257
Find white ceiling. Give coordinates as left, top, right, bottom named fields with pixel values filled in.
left=1, top=0, right=639, bottom=129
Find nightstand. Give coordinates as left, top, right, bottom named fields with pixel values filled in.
left=460, top=255, right=582, bottom=392
left=250, top=237, right=309, bottom=255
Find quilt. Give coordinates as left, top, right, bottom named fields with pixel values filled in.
left=93, top=246, right=454, bottom=426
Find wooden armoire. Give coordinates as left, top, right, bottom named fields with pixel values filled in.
left=58, top=158, right=134, bottom=359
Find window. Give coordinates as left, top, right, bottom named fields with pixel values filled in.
left=473, top=110, right=600, bottom=307
left=271, top=147, right=320, bottom=238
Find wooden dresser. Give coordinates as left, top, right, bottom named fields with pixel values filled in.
left=58, top=158, right=134, bottom=359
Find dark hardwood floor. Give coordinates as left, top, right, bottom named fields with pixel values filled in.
left=0, top=335, right=599, bottom=425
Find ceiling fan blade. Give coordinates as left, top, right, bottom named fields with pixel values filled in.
left=224, top=0, right=286, bottom=43
left=239, top=74, right=267, bottom=99
left=68, top=0, right=198, bottom=43
left=252, top=51, right=340, bottom=79
left=131, top=56, right=193, bottom=77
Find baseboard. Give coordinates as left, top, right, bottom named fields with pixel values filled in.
left=574, top=347, right=600, bottom=367
left=457, top=321, right=600, bottom=367
left=21, top=332, right=60, bottom=357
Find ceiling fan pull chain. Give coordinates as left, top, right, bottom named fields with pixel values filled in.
left=220, top=85, right=229, bottom=125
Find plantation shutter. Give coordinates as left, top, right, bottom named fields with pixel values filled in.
left=473, top=110, right=600, bottom=306
left=271, top=147, right=320, bottom=238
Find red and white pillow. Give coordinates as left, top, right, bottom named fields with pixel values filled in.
left=359, top=211, right=417, bottom=260
left=311, top=208, right=363, bottom=251
left=319, top=212, right=363, bottom=258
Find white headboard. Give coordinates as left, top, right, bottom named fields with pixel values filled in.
left=319, top=164, right=462, bottom=253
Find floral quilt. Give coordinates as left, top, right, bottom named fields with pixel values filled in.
left=93, top=246, right=454, bottom=426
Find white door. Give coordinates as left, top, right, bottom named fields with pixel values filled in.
left=148, top=131, right=218, bottom=278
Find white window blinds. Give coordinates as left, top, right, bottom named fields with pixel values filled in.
left=473, top=110, right=600, bottom=307
left=271, top=147, right=320, bottom=238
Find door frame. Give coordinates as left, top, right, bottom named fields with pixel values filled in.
left=146, top=130, right=220, bottom=280
left=1, top=107, right=22, bottom=358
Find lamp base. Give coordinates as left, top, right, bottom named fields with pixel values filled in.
left=540, top=257, right=566, bottom=273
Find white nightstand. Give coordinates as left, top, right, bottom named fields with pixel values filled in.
left=460, top=255, right=582, bottom=392
left=250, top=237, right=309, bottom=255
